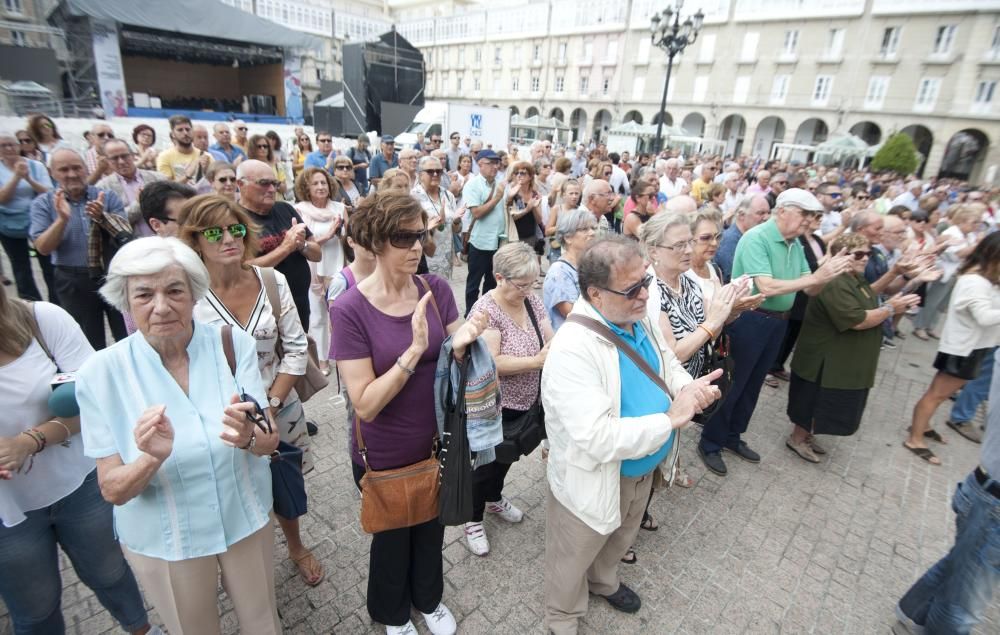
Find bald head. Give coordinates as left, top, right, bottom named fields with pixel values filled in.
left=664, top=195, right=697, bottom=215
left=237, top=159, right=272, bottom=180
left=584, top=178, right=614, bottom=215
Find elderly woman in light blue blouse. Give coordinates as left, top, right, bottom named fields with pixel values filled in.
left=75, top=236, right=282, bottom=635
left=543, top=208, right=598, bottom=330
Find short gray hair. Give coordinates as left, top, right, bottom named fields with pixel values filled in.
left=417, top=155, right=442, bottom=170
left=583, top=178, right=609, bottom=201
left=99, top=237, right=210, bottom=313
left=492, top=241, right=539, bottom=280
left=639, top=212, right=690, bottom=259
left=555, top=208, right=596, bottom=244
left=579, top=236, right=643, bottom=303
left=849, top=210, right=881, bottom=232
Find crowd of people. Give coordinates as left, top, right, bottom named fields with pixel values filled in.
left=0, top=112, right=999, bottom=635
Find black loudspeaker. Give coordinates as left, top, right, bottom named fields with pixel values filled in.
left=341, top=28, right=424, bottom=136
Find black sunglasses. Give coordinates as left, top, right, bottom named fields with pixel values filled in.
left=422, top=168, right=444, bottom=176
left=388, top=229, right=431, bottom=249
left=216, top=176, right=237, bottom=183
left=598, top=273, right=653, bottom=300
left=852, top=250, right=872, bottom=260
left=239, top=389, right=272, bottom=434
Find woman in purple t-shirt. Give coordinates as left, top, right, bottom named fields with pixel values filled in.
left=329, top=191, right=485, bottom=635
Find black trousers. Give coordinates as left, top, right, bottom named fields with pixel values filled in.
left=464, top=245, right=496, bottom=316
left=0, top=234, right=43, bottom=301
left=472, top=460, right=513, bottom=523
left=37, top=252, right=57, bottom=305
left=53, top=267, right=126, bottom=350
left=352, top=462, right=444, bottom=627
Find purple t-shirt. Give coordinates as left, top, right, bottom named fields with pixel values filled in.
left=330, top=274, right=458, bottom=470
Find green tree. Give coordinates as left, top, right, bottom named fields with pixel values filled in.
left=871, top=133, right=919, bottom=175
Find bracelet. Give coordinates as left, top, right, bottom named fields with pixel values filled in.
left=240, top=430, right=256, bottom=451
left=48, top=419, right=73, bottom=446
left=396, top=357, right=416, bottom=376
left=21, top=428, right=46, bottom=454
left=881, top=302, right=896, bottom=317
left=698, top=324, right=716, bottom=341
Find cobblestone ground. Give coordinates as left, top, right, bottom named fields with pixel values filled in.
left=1, top=258, right=997, bottom=634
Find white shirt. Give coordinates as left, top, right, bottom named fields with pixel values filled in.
left=0, top=303, right=96, bottom=527
left=609, top=166, right=630, bottom=196
left=294, top=200, right=346, bottom=277
left=659, top=175, right=687, bottom=198
left=938, top=274, right=1000, bottom=357
left=819, top=210, right=842, bottom=236
left=684, top=265, right=720, bottom=307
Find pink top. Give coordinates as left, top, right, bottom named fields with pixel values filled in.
left=471, top=292, right=548, bottom=411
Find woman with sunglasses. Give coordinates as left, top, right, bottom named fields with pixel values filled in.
left=292, top=133, right=313, bottom=180
left=294, top=167, right=347, bottom=375
left=75, top=236, right=282, bottom=634
left=905, top=232, right=1000, bottom=465
left=332, top=156, right=361, bottom=209
left=622, top=180, right=659, bottom=240
left=132, top=125, right=159, bottom=171
left=248, top=134, right=290, bottom=201
left=412, top=156, right=458, bottom=280
left=786, top=233, right=920, bottom=463
left=466, top=242, right=553, bottom=556
left=506, top=161, right=545, bottom=250
left=178, top=194, right=325, bottom=587
left=16, top=130, right=44, bottom=163
left=330, top=190, right=486, bottom=635
left=685, top=209, right=725, bottom=305
left=207, top=161, right=238, bottom=201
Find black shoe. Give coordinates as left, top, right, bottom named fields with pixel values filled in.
left=698, top=446, right=727, bottom=476
left=599, top=583, right=641, bottom=614
left=306, top=420, right=319, bottom=437
left=724, top=441, right=760, bottom=463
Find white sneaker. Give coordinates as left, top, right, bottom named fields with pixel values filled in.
left=464, top=521, right=490, bottom=556
left=486, top=496, right=523, bottom=523
left=386, top=620, right=417, bottom=635
left=147, top=627, right=166, bottom=635
left=421, top=602, right=457, bottom=635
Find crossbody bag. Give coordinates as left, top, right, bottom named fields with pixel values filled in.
left=461, top=181, right=496, bottom=255
left=493, top=298, right=547, bottom=464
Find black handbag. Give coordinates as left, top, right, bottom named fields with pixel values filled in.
left=221, top=326, right=308, bottom=520
left=493, top=299, right=546, bottom=464
left=692, top=332, right=735, bottom=424
left=438, top=349, right=474, bottom=526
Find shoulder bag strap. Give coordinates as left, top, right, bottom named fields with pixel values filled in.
left=565, top=314, right=669, bottom=395
left=259, top=267, right=284, bottom=359
left=27, top=302, right=56, bottom=367
left=524, top=298, right=543, bottom=348
left=416, top=275, right=444, bottom=330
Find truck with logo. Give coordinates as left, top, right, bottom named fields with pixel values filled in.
left=395, top=102, right=511, bottom=151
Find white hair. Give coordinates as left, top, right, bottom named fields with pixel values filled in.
left=236, top=159, right=270, bottom=180
left=654, top=158, right=668, bottom=174
left=583, top=178, right=609, bottom=201
left=99, top=237, right=210, bottom=313
left=664, top=195, right=698, bottom=214
left=0, top=129, right=16, bottom=140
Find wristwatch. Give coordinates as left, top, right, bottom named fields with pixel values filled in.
left=268, top=395, right=283, bottom=409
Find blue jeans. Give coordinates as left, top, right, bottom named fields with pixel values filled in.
left=898, top=472, right=1000, bottom=634
left=701, top=311, right=787, bottom=454
left=0, top=470, right=148, bottom=634
left=950, top=347, right=996, bottom=423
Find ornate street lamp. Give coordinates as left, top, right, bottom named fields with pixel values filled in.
left=651, top=1, right=704, bottom=153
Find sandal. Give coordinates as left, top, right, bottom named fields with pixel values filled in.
left=924, top=429, right=948, bottom=444
left=291, top=550, right=325, bottom=586
left=640, top=515, right=659, bottom=531
left=621, top=548, right=637, bottom=564
left=763, top=375, right=780, bottom=388
left=902, top=442, right=941, bottom=466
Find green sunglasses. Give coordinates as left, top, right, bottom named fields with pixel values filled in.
left=201, top=223, right=247, bottom=242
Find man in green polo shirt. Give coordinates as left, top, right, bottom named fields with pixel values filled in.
left=462, top=148, right=506, bottom=314
left=698, top=188, right=854, bottom=476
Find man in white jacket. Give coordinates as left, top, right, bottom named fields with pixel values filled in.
left=541, top=236, right=721, bottom=634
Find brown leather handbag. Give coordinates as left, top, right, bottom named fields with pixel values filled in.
left=356, top=415, right=440, bottom=533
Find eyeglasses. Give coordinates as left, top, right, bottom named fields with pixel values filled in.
left=597, top=273, right=654, bottom=300
left=430, top=138, right=442, bottom=144
left=851, top=250, right=872, bottom=260
left=200, top=223, right=248, bottom=242
left=388, top=229, right=431, bottom=249
left=96, top=132, right=114, bottom=139
left=255, top=143, right=270, bottom=149
left=603, top=172, right=613, bottom=177
left=422, top=168, right=444, bottom=176
left=238, top=389, right=271, bottom=434
left=658, top=239, right=696, bottom=252
left=772, top=180, right=788, bottom=186
left=248, top=178, right=280, bottom=188
left=855, top=195, right=871, bottom=200
left=215, top=176, right=237, bottom=183
left=335, top=164, right=353, bottom=170
left=514, top=170, right=529, bottom=176
left=317, top=138, right=332, bottom=143
left=450, top=135, right=460, bottom=140
left=826, top=192, right=843, bottom=199
left=17, top=138, right=33, bottom=144
left=504, top=278, right=534, bottom=293
left=236, top=127, right=248, bottom=131
left=696, top=233, right=722, bottom=244
left=106, top=153, right=133, bottom=162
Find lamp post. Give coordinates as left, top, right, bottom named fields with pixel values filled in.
left=651, top=1, right=704, bottom=154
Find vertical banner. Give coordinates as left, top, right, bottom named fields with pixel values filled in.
left=283, top=55, right=303, bottom=122
left=91, top=20, right=128, bottom=117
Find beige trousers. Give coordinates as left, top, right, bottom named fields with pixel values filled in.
left=123, top=522, right=282, bottom=635
left=544, top=474, right=652, bottom=635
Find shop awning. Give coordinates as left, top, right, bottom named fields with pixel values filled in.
left=59, top=0, right=324, bottom=50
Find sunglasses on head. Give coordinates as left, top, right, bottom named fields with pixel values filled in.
left=598, top=273, right=654, bottom=300
left=852, top=250, right=871, bottom=260
left=200, top=223, right=248, bottom=242
left=388, top=229, right=431, bottom=249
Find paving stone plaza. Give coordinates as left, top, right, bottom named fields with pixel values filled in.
left=1, top=268, right=997, bottom=635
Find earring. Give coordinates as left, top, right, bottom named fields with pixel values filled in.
left=653, top=260, right=659, bottom=267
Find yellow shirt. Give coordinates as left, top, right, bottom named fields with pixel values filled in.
left=156, top=147, right=209, bottom=181
left=690, top=178, right=712, bottom=205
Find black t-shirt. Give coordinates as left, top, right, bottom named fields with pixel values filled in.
left=512, top=194, right=538, bottom=240
left=245, top=201, right=313, bottom=304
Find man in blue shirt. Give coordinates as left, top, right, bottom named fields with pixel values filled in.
left=461, top=149, right=505, bottom=313
left=209, top=123, right=246, bottom=164
left=368, top=135, right=398, bottom=189
left=30, top=148, right=128, bottom=349
left=541, top=236, right=720, bottom=633
left=716, top=194, right=770, bottom=281
left=304, top=132, right=337, bottom=173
